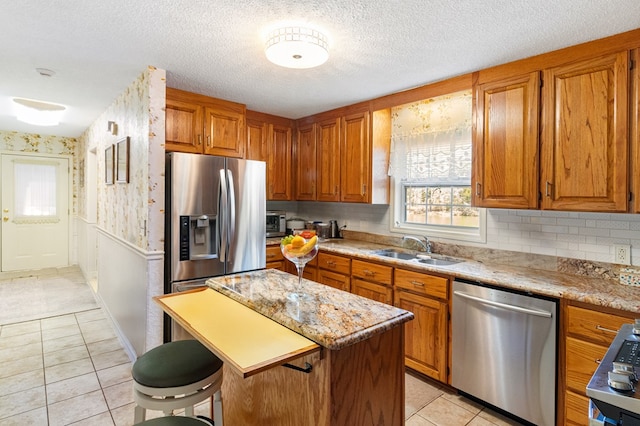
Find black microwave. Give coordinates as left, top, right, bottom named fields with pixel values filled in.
left=266, top=211, right=286, bottom=237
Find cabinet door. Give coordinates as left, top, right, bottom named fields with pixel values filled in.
left=246, top=119, right=268, bottom=161
left=394, top=290, right=447, bottom=382
left=352, top=278, right=392, bottom=305
left=472, top=72, right=540, bottom=208
left=204, top=106, right=245, bottom=158
left=165, top=96, right=203, bottom=153
left=316, top=118, right=341, bottom=202
left=565, top=336, right=607, bottom=394
left=540, top=51, right=629, bottom=211
left=565, top=390, right=590, bottom=426
left=341, top=111, right=370, bottom=203
left=317, top=269, right=350, bottom=292
left=295, top=123, right=317, bottom=200
left=268, top=124, right=292, bottom=200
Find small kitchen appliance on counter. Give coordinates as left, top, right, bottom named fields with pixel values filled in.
left=587, top=321, right=640, bottom=425
left=266, top=210, right=286, bottom=237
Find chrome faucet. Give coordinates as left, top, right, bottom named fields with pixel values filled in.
left=402, top=235, right=431, bottom=253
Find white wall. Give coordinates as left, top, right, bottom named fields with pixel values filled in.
left=270, top=201, right=640, bottom=266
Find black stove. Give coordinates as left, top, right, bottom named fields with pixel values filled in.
left=587, top=321, right=640, bottom=425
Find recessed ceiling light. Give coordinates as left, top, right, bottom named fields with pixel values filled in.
left=265, top=26, right=329, bottom=69
left=13, top=97, right=66, bottom=126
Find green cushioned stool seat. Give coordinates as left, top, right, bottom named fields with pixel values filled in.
left=132, top=340, right=224, bottom=424
left=132, top=340, right=223, bottom=388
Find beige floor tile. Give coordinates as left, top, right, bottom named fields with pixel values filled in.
left=0, top=330, right=41, bottom=349
left=468, top=415, right=497, bottom=425
left=79, top=318, right=111, bottom=333
left=44, top=344, right=90, bottom=368
left=0, top=354, right=42, bottom=379
left=87, top=337, right=125, bottom=357
left=477, top=408, right=527, bottom=425
left=47, top=389, right=109, bottom=426
left=82, top=326, right=118, bottom=344
left=440, top=388, right=483, bottom=413
left=41, top=323, right=81, bottom=341
left=0, top=406, right=48, bottom=425
left=0, top=368, right=44, bottom=397
left=0, top=341, right=42, bottom=362
left=41, top=314, right=78, bottom=330
left=405, top=372, right=444, bottom=418
left=0, top=320, right=41, bottom=337
left=70, top=411, right=116, bottom=425
left=416, top=396, right=477, bottom=426
left=103, top=379, right=134, bottom=410
left=45, top=357, right=95, bottom=384
left=0, top=385, right=46, bottom=419
left=42, top=333, right=85, bottom=353
left=110, top=402, right=137, bottom=426
left=46, top=372, right=101, bottom=404
left=97, top=362, right=133, bottom=388
left=406, top=414, right=438, bottom=425
left=92, top=348, right=131, bottom=371
left=75, top=309, right=107, bottom=323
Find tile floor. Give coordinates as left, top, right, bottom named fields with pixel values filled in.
left=0, top=268, right=524, bottom=425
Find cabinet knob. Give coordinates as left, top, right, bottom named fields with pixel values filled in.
left=476, top=182, right=481, bottom=196
left=363, top=269, right=375, bottom=276
left=410, top=280, right=425, bottom=287
left=545, top=181, right=552, bottom=197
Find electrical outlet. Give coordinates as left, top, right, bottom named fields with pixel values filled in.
left=614, top=244, right=631, bottom=265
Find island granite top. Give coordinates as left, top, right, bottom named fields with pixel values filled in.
left=206, top=268, right=414, bottom=350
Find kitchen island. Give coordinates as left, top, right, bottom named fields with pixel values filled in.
left=155, top=268, right=413, bottom=426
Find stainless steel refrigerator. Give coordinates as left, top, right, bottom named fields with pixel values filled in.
left=164, top=152, right=266, bottom=341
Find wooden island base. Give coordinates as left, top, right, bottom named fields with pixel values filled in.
left=221, top=325, right=405, bottom=426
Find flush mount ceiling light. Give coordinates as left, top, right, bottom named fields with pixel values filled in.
left=265, top=26, right=329, bottom=69
left=13, top=97, right=66, bottom=126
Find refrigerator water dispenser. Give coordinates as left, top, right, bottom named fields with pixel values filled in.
left=179, top=215, right=217, bottom=261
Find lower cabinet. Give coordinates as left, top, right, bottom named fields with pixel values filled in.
left=266, top=245, right=285, bottom=270
left=317, top=252, right=351, bottom=291
left=563, top=302, right=636, bottom=425
left=351, top=259, right=393, bottom=304
left=394, top=268, right=449, bottom=383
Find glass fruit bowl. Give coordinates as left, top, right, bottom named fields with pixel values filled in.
left=280, top=234, right=319, bottom=301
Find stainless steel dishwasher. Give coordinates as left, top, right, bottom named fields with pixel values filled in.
left=452, top=279, right=557, bottom=426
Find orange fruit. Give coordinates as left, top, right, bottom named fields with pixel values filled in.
left=291, top=235, right=305, bottom=249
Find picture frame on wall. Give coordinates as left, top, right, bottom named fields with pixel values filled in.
left=105, top=145, right=114, bottom=185
left=116, top=136, right=130, bottom=183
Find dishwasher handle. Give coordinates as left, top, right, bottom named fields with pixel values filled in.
left=453, top=290, right=553, bottom=318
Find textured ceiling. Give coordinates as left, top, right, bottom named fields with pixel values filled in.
left=2, top=1, right=640, bottom=137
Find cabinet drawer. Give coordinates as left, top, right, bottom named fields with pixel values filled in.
left=567, top=304, right=632, bottom=345
left=565, top=336, right=608, bottom=395
left=266, top=245, right=284, bottom=262
left=351, top=260, right=392, bottom=286
left=317, top=269, right=350, bottom=292
left=266, top=261, right=285, bottom=270
left=351, top=277, right=393, bottom=305
left=317, top=253, right=351, bottom=275
left=565, top=390, right=590, bottom=426
left=394, top=268, right=448, bottom=300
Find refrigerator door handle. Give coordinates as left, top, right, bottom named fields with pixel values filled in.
left=218, top=168, right=228, bottom=262
left=226, top=168, right=236, bottom=258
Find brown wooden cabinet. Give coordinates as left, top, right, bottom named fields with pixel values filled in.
left=393, top=268, right=448, bottom=382
left=351, top=259, right=393, bottom=304
left=294, top=123, right=317, bottom=200
left=317, top=252, right=351, bottom=291
left=246, top=111, right=293, bottom=200
left=472, top=71, right=540, bottom=209
left=340, top=111, right=370, bottom=203
left=316, top=118, right=341, bottom=202
left=166, top=87, right=245, bottom=158
left=540, top=51, right=629, bottom=212
left=563, top=302, right=636, bottom=425
left=266, top=245, right=285, bottom=271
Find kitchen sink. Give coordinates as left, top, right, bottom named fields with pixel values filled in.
left=371, top=249, right=462, bottom=266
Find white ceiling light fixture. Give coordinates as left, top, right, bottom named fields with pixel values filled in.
left=265, top=26, right=329, bottom=69
left=13, top=98, right=66, bottom=126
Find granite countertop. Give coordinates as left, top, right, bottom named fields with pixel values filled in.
left=206, top=268, right=414, bottom=350
left=267, top=237, right=640, bottom=313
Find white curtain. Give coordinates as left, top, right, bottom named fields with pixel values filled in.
left=14, top=162, right=57, bottom=216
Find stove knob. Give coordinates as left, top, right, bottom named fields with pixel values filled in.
left=613, top=362, right=638, bottom=382
left=608, top=370, right=635, bottom=391
left=633, top=319, right=640, bottom=335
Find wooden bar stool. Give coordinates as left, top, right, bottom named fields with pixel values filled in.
left=132, top=340, right=223, bottom=425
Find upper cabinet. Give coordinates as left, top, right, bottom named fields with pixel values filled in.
left=294, top=107, right=391, bottom=204
left=540, top=52, right=629, bottom=212
left=246, top=110, right=293, bottom=201
left=472, top=72, right=540, bottom=209
left=166, top=87, right=245, bottom=158
left=472, top=44, right=633, bottom=212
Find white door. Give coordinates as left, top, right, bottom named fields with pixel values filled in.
left=1, top=153, right=70, bottom=271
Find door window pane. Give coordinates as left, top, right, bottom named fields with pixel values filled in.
left=14, top=162, right=57, bottom=216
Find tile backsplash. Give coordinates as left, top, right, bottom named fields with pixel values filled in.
left=269, top=201, right=640, bottom=268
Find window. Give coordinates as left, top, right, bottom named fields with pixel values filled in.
left=389, top=90, right=486, bottom=242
